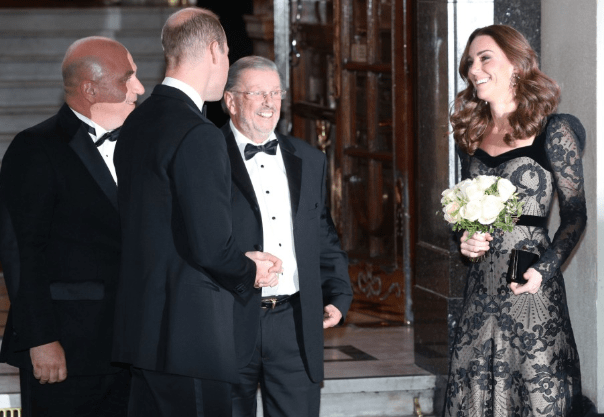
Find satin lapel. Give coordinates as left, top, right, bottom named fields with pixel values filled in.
left=68, top=124, right=118, bottom=211
left=222, top=127, right=261, bottom=216
left=278, top=135, right=302, bottom=218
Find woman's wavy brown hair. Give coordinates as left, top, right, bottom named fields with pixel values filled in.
left=450, top=25, right=560, bottom=155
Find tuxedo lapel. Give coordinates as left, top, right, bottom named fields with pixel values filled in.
left=68, top=126, right=118, bottom=211
left=278, top=135, right=302, bottom=218
left=222, top=126, right=261, bottom=219
left=58, top=106, right=118, bottom=211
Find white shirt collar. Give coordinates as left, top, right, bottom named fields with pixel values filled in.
left=229, top=120, right=277, bottom=160
left=162, top=77, right=204, bottom=112
left=70, top=108, right=108, bottom=140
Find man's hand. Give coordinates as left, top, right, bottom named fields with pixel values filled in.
left=245, top=251, right=283, bottom=288
left=30, top=341, right=67, bottom=384
left=323, top=304, right=342, bottom=329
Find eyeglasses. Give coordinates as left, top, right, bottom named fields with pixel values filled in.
left=230, top=90, right=287, bottom=101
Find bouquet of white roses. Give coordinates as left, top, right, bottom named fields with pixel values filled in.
left=439, top=175, right=524, bottom=238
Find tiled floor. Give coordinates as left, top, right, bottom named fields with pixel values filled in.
left=321, top=312, right=435, bottom=416
left=324, top=313, right=430, bottom=380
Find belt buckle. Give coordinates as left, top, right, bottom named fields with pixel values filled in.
left=264, top=297, right=278, bottom=309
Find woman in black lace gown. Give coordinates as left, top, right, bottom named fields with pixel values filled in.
left=444, top=25, right=586, bottom=417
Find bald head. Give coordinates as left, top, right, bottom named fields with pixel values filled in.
left=61, top=36, right=145, bottom=129
left=161, top=7, right=227, bottom=70
left=62, top=37, right=128, bottom=99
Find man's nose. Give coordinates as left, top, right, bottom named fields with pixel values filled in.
left=132, top=77, right=145, bottom=95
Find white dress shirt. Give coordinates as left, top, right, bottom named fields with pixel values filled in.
left=230, top=121, right=299, bottom=297
left=70, top=108, right=118, bottom=184
left=162, top=77, right=205, bottom=112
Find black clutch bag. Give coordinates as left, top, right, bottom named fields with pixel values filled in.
left=506, top=249, right=539, bottom=285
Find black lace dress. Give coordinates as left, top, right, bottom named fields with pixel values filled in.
left=444, top=114, right=587, bottom=417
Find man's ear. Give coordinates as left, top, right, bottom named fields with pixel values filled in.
left=80, top=80, right=97, bottom=104
left=223, top=91, right=236, bottom=115
left=209, top=41, right=221, bottom=64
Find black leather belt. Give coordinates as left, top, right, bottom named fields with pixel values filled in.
left=261, top=292, right=300, bottom=309
left=516, top=215, right=547, bottom=229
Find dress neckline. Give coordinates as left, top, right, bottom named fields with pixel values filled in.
left=472, top=129, right=547, bottom=169
left=476, top=137, right=536, bottom=159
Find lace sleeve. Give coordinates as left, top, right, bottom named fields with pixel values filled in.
left=533, top=114, right=587, bottom=282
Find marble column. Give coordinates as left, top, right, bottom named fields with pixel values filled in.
left=541, top=0, right=602, bottom=410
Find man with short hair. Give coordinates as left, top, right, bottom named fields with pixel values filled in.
left=112, top=8, right=282, bottom=417
left=222, top=56, right=353, bottom=417
left=0, top=36, right=144, bottom=416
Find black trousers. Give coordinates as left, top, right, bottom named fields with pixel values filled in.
left=128, top=367, right=232, bottom=417
left=19, top=367, right=130, bottom=417
left=232, top=296, right=321, bottom=417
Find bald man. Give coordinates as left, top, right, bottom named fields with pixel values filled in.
left=0, top=36, right=144, bottom=416
left=113, top=7, right=281, bottom=417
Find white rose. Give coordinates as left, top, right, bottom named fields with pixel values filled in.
left=463, top=183, right=485, bottom=201
left=456, top=179, right=471, bottom=196
left=441, top=188, right=455, bottom=204
left=453, top=186, right=466, bottom=202
left=475, top=175, right=497, bottom=191
left=479, top=195, right=504, bottom=224
left=460, top=200, right=482, bottom=221
left=443, top=201, right=461, bottom=223
left=497, top=178, right=516, bottom=202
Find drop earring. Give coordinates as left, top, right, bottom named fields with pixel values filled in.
left=510, top=73, right=519, bottom=88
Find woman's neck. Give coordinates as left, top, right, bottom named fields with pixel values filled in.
left=489, top=100, right=516, bottom=134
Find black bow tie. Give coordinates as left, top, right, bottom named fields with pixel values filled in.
left=244, top=140, right=278, bottom=160
left=94, top=127, right=121, bottom=147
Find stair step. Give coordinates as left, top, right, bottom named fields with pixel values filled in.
left=0, top=7, right=173, bottom=33
left=0, top=32, right=165, bottom=57
left=0, top=362, right=19, bottom=408
left=0, top=79, right=156, bottom=107
left=0, top=81, right=63, bottom=107
left=0, top=364, right=440, bottom=417
left=0, top=394, right=19, bottom=409
left=0, top=376, right=438, bottom=417
left=0, top=7, right=169, bottom=163
left=0, top=106, right=59, bottom=134
left=0, top=55, right=164, bottom=82
left=0, top=323, right=439, bottom=416
left=0, top=135, right=16, bottom=160
left=257, top=374, right=436, bottom=417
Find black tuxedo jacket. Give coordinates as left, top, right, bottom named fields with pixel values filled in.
left=222, top=124, right=353, bottom=383
left=0, top=104, right=122, bottom=376
left=112, top=85, right=257, bottom=383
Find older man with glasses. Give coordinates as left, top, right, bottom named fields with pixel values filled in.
left=221, top=56, right=353, bottom=417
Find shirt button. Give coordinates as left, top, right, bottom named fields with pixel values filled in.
left=266, top=191, right=270, bottom=194
left=272, top=217, right=276, bottom=220
left=261, top=165, right=265, bottom=168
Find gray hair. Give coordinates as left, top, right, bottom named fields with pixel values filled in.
left=62, top=57, right=103, bottom=89
left=224, top=56, right=284, bottom=92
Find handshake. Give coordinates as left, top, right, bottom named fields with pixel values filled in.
left=245, top=251, right=283, bottom=289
